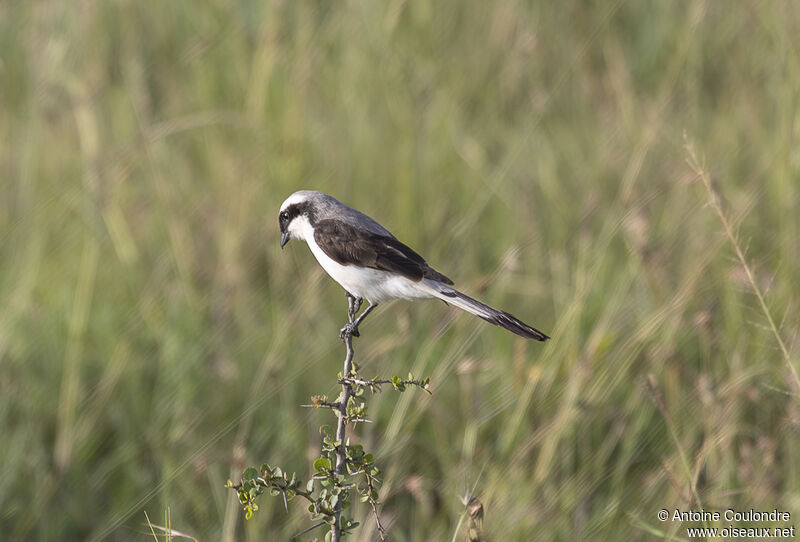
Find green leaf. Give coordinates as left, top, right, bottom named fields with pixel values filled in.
left=306, top=479, right=314, bottom=493
left=391, top=375, right=406, bottom=391
left=242, top=467, right=258, bottom=481
left=314, top=458, right=332, bottom=472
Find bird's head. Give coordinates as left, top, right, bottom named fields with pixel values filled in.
left=278, top=190, right=321, bottom=248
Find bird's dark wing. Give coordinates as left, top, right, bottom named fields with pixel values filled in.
left=313, top=219, right=454, bottom=285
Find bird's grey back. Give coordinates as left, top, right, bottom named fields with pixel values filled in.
left=299, top=190, right=394, bottom=238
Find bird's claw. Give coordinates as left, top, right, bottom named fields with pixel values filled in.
left=339, top=322, right=360, bottom=340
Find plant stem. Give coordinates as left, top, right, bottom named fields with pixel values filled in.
left=686, top=141, right=800, bottom=392
left=332, top=296, right=357, bottom=542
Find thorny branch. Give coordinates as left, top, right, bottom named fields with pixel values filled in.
left=227, top=294, right=431, bottom=541
left=331, top=295, right=358, bottom=542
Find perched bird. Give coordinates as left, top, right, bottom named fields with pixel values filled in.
left=278, top=190, right=549, bottom=341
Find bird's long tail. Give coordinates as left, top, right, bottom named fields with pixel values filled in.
left=424, top=280, right=549, bottom=341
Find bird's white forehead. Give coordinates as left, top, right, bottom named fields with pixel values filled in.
left=280, top=192, right=310, bottom=212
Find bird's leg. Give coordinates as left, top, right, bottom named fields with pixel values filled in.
left=340, top=297, right=375, bottom=341
left=344, top=292, right=363, bottom=321
left=345, top=292, right=361, bottom=320
left=348, top=303, right=378, bottom=339
left=341, top=293, right=364, bottom=340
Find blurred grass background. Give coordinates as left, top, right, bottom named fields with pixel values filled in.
left=2, top=0, right=799, bottom=540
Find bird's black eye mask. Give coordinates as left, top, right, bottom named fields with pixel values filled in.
left=278, top=201, right=315, bottom=233
left=278, top=210, right=291, bottom=233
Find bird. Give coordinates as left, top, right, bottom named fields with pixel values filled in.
left=278, top=190, right=549, bottom=341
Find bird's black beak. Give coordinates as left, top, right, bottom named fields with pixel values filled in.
left=280, top=231, right=290, bottom=248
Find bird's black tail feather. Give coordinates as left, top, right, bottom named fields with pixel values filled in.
left=429, top=283, right=549, bottom=341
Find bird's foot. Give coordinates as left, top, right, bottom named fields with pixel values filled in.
left=339, top=321, right=361, bottom=340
